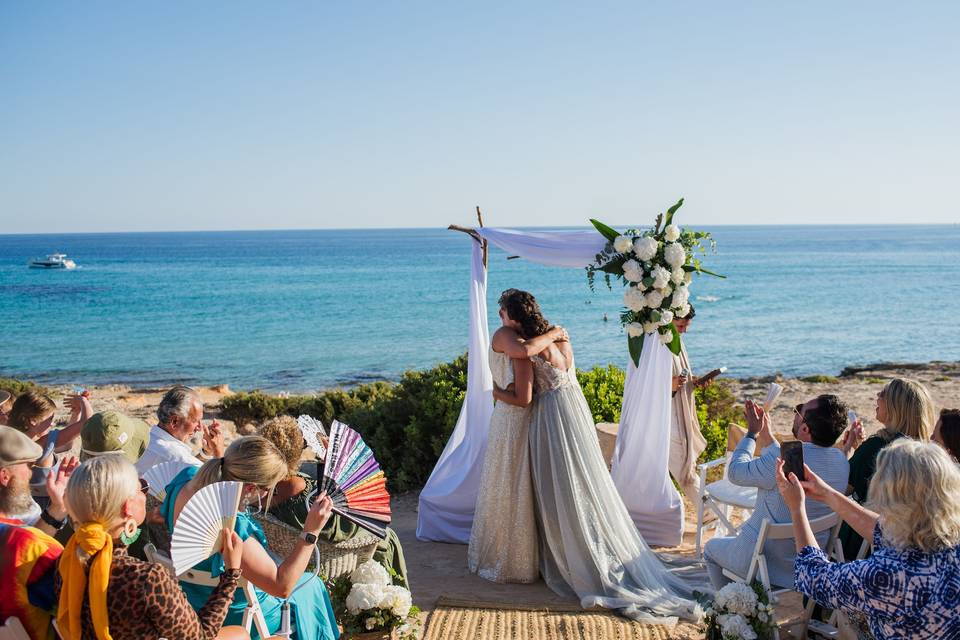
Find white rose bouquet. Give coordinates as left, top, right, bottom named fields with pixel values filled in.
left=330, top=560, right=421, bottom=639
left=586, top=198, right=723, bottom=365
left=699, top=582, right=776, bottom=640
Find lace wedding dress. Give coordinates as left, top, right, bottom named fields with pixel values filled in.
left=467, top=348, right=540, bottom=583
left=527, top=355, right=702, bottom=624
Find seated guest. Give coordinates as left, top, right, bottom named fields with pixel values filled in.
left=8, top=391, right=92, bottom=507
left=703, top=395, right=850, bottom=589
left=56, top=455, right=248, bottom=640
left=260, top=416, right=409, bottom=587
left=933, top=408, right=960, bottom=462
left=0, top=425, right=76, bottom=640
left=839, top=378, right=934, bottom=561
left=777, top=440, right=960, bottom=639
left=0, top=390, right=13, bottom=425
left=162, top=436, right=340, bottom=640
left=135, top=385, right=225, bottom=474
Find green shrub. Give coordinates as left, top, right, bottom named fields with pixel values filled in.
left=576, top=364, right=625, bottom=423
left=0, top=378, right=49, bottom=397
left=694, top=379, right=743, bottom=465
left=801, top=374, right=839, bottom=384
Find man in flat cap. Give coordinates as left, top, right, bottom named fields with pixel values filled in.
left=0, top=425, right=77, bottom=640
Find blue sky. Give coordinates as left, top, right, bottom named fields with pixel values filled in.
left=2, top=2, right=958, bottom=233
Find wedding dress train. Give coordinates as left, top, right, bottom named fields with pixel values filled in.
left=527, top=355, right=702, bottom=624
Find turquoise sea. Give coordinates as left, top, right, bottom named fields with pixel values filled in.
left=1, top=226, right=959, bottom=392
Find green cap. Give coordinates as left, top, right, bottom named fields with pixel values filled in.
left=81, top=411, right=150, bottom=464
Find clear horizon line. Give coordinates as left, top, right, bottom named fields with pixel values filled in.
left=3, top=221, right=959, bottom=237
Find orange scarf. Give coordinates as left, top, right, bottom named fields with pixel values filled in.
left=57, top=522, right=114, bottom=640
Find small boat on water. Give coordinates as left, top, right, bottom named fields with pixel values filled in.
left=29, top=253, right=77, bottom=269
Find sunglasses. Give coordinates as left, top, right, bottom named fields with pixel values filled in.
left=139, top=478, right=150, bottom=495
left=794, top=404, right=809, bottom=425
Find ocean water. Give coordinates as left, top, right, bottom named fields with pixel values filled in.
left=1, top=225, right=959, bottom=392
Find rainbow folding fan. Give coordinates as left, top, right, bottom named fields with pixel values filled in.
left=317, top=420, right=391, bottom=538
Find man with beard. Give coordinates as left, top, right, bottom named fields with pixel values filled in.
left=703, top=395, right=850, bottom=589
left=0, top=425, right=77, bottom=640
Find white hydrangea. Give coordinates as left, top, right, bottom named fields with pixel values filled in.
left=684, top=270, right=693, bottom=284
left=625, top=322, right=644, bottom=338
left=346, top=583, right=385, bottom=614
left=671, top=285, right=689, bottom=308
left=651, top=265, right=671, bottom=289
left=678, top=303, right=691, bottom=318
left=613, top=235, right=634, bottom=253
left=659, top=310, right=674, bottom=325
left=643, top=321, right=659, bottom=334
left=644, top=290, right=664, bottom=309
left=622, top=259, right=644, bottom=283
left=659, top=285, right=672, bottom=300
left=633, top=236, right=658, bottom=261
left=350, top=559, right=391, bottom=588
left=659, top=330, right=674, bottom=344
left=715, top=582, right=759, bottom=617
left=623, top=286, right=647, bottom=312
left=365, top=617, right=378, bottom=630
left=720, top=613, right=757, bottom=640
left=671, top=268, right=685, bottom=285
left=663, top=242, right=686, bottom=269
left=664, top=224, right=681, bottom=242
left=379, top=585, right=413, bottom=618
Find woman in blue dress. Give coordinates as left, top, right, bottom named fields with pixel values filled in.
left=162, top=436, right=340, bottom=640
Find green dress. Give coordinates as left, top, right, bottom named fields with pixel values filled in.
left=839, top=431, right=905, bottom=561
left=269, top=472, right=409, bottom=588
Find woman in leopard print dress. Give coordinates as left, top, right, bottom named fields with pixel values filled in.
left=54, top=456, right=248, bottom=640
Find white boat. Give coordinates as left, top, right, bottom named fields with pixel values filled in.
left=29, top=253, right=77, bottom=269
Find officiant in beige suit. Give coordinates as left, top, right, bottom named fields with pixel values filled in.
left=670, top=305, right=708, bottom=505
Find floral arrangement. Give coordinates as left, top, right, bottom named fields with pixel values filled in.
left=586, top=198, right=722, bottom=365
left=330, top=560, right=421, bottom=639
left=699, top=582, right=777, bottom=640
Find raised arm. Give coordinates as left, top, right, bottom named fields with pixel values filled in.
left=52, top=394, right=93, bottom=448
left=492, top=325, right=567, bottom=359
left=492, top=358, right=534, bottom=407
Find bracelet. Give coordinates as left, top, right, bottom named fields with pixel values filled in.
left=40, top=508, right=67, bottom=529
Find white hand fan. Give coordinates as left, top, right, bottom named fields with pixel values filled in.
left=142, top=461, right=191, bottom=501
left=764, top=382, right=783, bottom=411
left=171, top=481, right=244, bottom=575
left=297, top=415, right=327, bottom=458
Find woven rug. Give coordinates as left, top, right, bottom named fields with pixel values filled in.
left=422, top=597, right=695, bottom=640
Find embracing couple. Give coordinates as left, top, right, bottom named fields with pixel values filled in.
left=467, top=288, right=701, bottom=624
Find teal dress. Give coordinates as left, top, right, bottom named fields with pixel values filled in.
left=161, top=467, right=339, bottom=640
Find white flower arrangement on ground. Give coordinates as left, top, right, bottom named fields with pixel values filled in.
left=698, top=582, right=776, bottom=640
left=331, top=559, right=421, bottom=639
left=586, top=198, right=723, bottom=365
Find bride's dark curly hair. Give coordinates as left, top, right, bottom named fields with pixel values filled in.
left=498, top=289, right=551, bottom=339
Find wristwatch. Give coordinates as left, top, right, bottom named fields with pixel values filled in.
left=744, top=431, right=758, bottom=442
left=40, top=508, right=67, bottom=530
left=300, top=531, right=318, bottom=546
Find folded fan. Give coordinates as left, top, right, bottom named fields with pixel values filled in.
left=764, top=382, right=784, bottom=411
left=142, top=460, right=191, bottom=501
left=318, top=420, right=391, bottom=538
left=297, top=415, right=327, bottom=459
left=171, top=481, right=244, bottom=575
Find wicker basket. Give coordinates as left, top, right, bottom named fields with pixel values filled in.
left=343, top=631, right=392, bottom=640
left=252, top=512, right=379, bottom=579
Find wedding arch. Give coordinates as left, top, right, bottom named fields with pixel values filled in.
left=416, top=210, right=689, bottom=547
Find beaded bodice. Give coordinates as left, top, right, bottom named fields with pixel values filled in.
left=531, top=356, right=574, bottom=394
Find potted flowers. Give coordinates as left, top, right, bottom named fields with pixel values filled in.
left=330, top=560, right=421, bottom=640
left=700, top=582, right=777, bottom=640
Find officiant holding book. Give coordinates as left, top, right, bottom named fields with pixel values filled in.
left=669, top=305, right=713, bottom=504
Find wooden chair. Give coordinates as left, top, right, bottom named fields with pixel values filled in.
left=144, top=543, right=271, bottom=640
left=695, top=423, right=759, bottom=556
left=721, top=512, right=844, bottom=640
left=0, top=617, right=30, bottom=640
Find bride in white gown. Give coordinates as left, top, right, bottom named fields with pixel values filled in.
left=493, top=291, right=702, bottom=625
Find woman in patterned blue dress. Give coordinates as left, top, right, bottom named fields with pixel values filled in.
left=776, top=439, right=960, bottom=640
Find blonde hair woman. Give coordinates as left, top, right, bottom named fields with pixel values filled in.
left=161, top=436, right=339, bottom=640
left=56, top=456, right=247, bottom=640
left=777, top=440, right=960, bottom=639
left=840, top=378, right=936, bottom=560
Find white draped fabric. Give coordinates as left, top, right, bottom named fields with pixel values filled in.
left=610, top=333, right=685, bottom=546
left=416, top=227, right=683, bottom=546
left=416, top=241, right=495, bottom=542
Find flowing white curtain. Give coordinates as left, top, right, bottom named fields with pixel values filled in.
left=610, top=333, right=684, bottom=546
left=416, top=227, right=683, bottom=546
left=416, top=241, right=495, bottom=542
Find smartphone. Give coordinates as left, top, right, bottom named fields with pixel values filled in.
left=781, top=441, right=805, bottom=481
left=847, top=410, right=858, bottom=425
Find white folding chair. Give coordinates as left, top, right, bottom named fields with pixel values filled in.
left=0, top=617, right=30, bottom=640
left=721, top=512, right=844, bottom=640
left=145, top=543, right=271, bottom=640
left=695, top=423, right=759, bottom=556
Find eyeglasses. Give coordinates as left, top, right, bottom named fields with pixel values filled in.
left=794, top=403, right=809, bottom=425
left=139, top=478, right=150, bottom=495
